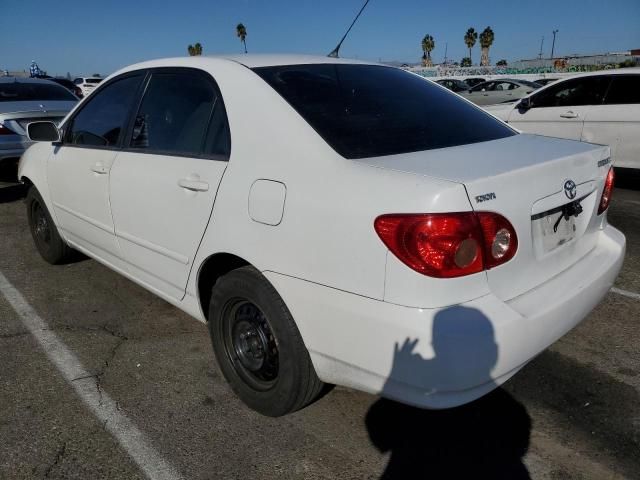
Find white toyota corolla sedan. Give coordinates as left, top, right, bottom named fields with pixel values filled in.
left=20, top=55, right=625, bottom=416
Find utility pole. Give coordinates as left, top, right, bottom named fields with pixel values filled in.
left=551, top=29, right=559, bottom=59
left=538, top=36, right=544, bottom=59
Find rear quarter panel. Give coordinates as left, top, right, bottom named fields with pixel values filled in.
left=187, top=60, right=480, bottom=308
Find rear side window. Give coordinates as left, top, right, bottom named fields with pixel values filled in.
left=254, top=64, right=515, bottom=159
left=604, top=75, right=640, bottom=104
left=66, top=75, right=143, bottom=147
left=129, top=71, right=229, bottom=158
left=0, top=81, right=77, bottom=102
left=532, top=76, right=611, bottom=108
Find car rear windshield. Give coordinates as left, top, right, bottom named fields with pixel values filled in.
left=86, top=78, right=103, bottom=84
left=253, top=64, right=516, bottom=159
left=0, top=82, right=77, bottom=102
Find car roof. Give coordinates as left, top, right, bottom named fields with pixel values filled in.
left=116, top=54, right=378, bottom=75
left=211, top=53, right=377, bottom=68
left=560, top=67, right=640, bottom=78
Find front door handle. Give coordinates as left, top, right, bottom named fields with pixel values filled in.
left=178, top=178, right=209, bottom=192
left=560, top=111, right=579, bottom=119
left=91, top=162, right=108, bottom=174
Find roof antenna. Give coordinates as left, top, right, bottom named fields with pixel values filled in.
left=328, top=0, right=371, bottom=58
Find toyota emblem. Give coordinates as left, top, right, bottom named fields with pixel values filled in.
left=564, top=180, right=577, bottom=200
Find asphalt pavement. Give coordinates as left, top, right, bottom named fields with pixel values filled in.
left=1, top=172, right=639, bottom=479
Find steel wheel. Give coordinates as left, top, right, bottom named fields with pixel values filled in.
left=223, top=299, right=279, bottom=391
left=31, top=199, right=52, bottom=250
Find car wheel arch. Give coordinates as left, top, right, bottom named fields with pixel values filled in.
left=197, top=252, right=251, bottom=319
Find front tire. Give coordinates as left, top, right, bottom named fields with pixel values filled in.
left=26, top=187, right=73, bottom=264
left=208, top=266, right=323, bottom=416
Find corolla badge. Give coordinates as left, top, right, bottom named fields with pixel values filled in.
left=564, top=179, right=577, bottom=200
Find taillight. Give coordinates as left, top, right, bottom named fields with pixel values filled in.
left=597, top=167, right=614, bottom=215
left=0, top=123, right=16, bottom=135
left=374, top=212, right=518, bottom=278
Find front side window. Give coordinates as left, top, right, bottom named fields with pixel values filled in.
left=65, top=74, right=143, bottom=147
left=129, top=71, right=228, bottom=157
left=603, top=75, right=640, bottom=104
left=531, top=76, right=611, bottom=108
left=254, top=64, right=515, bottom=159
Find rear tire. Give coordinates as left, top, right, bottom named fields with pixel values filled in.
left=26, top=187, right=73, bottom=264
left=208, top=266, right=323, bottom=416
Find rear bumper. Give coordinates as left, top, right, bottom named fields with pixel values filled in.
left=265, top=224, right=625, bottom=409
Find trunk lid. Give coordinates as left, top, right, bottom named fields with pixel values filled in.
left=357, top=134, right=610, bottom=300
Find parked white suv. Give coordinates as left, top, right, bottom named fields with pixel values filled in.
left=487, top=69, right=640, bottom=169
left=73, top=76, right=103, bottom=97
left=20, top=55, right=624, bottom=416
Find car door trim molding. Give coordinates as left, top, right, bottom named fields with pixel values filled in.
left=53, top=202, right=114, bottom=234
left=115, top=229, right=190, bottom=265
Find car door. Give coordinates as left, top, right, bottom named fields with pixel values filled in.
left=47, top=73, right=144, bottom=268
left=490, top=81, right=520, bottom=104
left=507, top=76, right=611, bottom=140
left=109, top=68, right=231, bottom=300
left=582, top=74, right=640, bottom=169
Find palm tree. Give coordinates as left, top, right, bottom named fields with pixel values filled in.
left=236, top=23, right=247, bottom=53
left=464, top=28, right=478, bottom=65
left=187, top=43, right=203, bottom=56
left=479, top=27, right=494, bottom=66
left=421, top=34, right=435, bottom=67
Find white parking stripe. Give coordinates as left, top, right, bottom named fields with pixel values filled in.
left=611, top=287, right=640, bottom=301
left=0, top=271, right=184, bottom=480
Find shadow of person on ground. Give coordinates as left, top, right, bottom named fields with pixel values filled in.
left=366, top=306, right=531, bottom=479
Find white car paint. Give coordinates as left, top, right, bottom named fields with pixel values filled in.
left=488, top=69, right=640, bottom=169
left=19, top=55, right=625, bottom=410
left=73, top=77, right=103, bottom=97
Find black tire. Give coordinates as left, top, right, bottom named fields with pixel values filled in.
left=26, top=186, right=73, bottom=264
left=208, top=266, right=323, bottom=416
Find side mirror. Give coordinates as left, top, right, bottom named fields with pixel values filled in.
left=27, top=121, right=60, bottom=142
left=517, top=97, right=532, bottom=110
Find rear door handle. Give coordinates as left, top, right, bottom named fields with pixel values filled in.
left=91, top=162, right=108, bottom=174
left=560, top=111, right=579, bottom=118
left=178, top=178, right=209, bottom=192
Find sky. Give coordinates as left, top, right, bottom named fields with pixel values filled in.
left=1, top=0, right=639, bottom=76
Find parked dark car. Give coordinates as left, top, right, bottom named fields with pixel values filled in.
left=436, top=78, right=470, bottom=93
left=49, top=78, right=83, bottom=98
left=463, top=77, right=486, bottom=88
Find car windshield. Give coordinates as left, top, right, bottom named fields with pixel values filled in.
left=0, top=81, right=77, bottom=102
left=254, top=64, right=515, bottom=159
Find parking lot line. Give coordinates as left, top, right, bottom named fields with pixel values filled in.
left=611, top=287, right=640, bottom=301
left=0, top=271, right=184, bottom=480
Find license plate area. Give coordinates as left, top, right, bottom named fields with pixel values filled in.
left=531, top=195, right=589, bottom=256
left=533, top=211, right=576, bottom=254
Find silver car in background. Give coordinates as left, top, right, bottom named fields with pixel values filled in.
left=460, top=79, right=542, bottom=106
left=0, top=78, right=77, bottom=175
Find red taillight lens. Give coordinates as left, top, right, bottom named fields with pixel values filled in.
left=476, top=212, right=518, bottom=268
left=374, top=212, right=518, bottom=278
left=0, top=123, right=16, bottom=135
left=597, top=167, right=614, bottom=215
